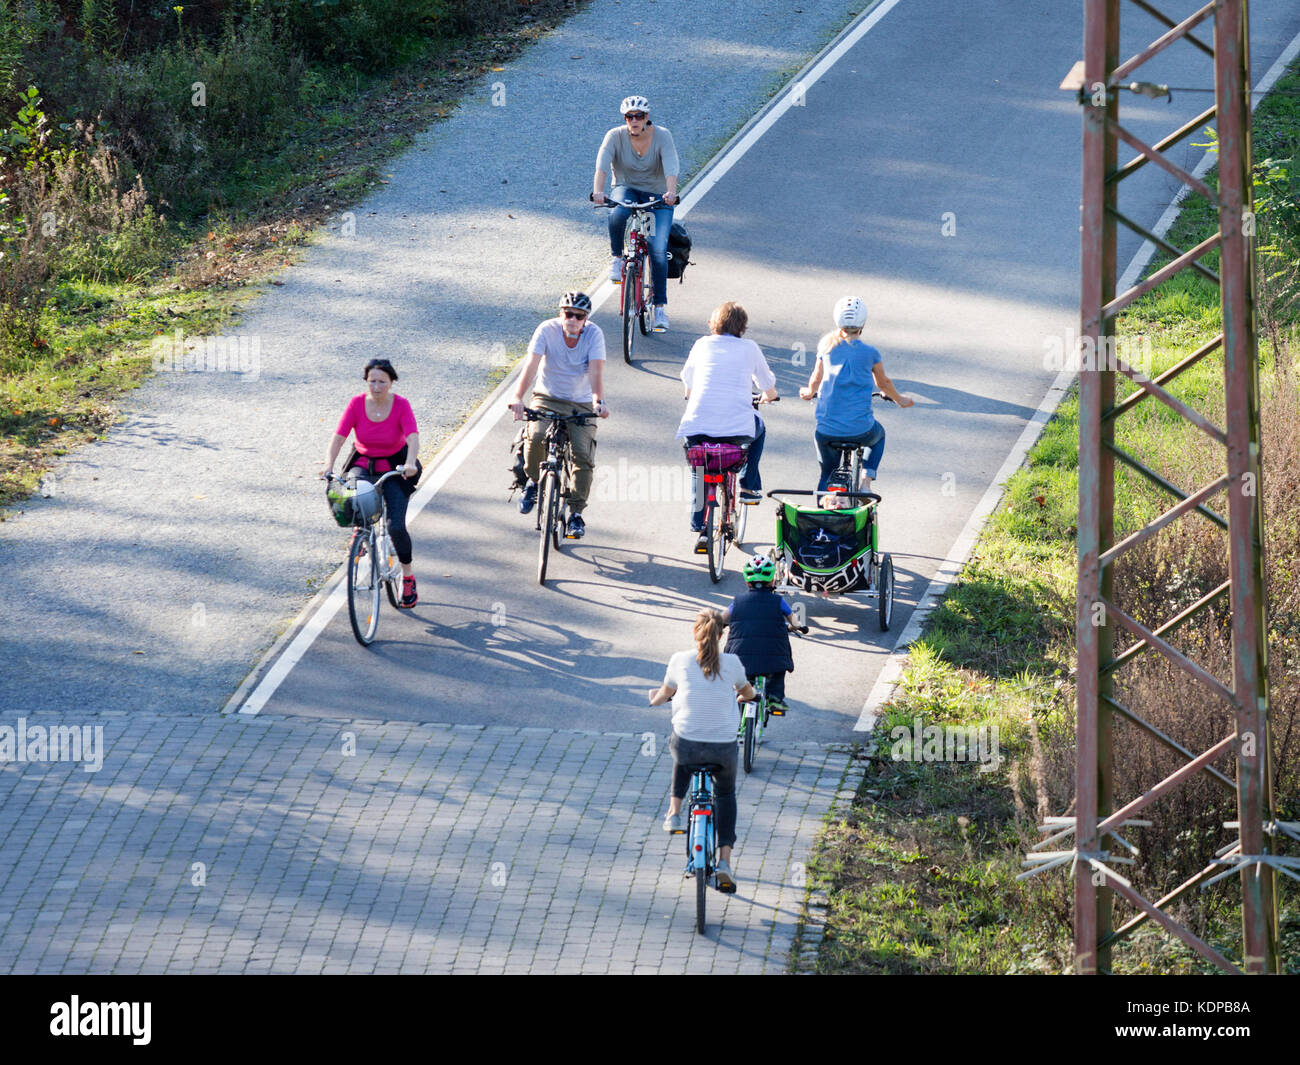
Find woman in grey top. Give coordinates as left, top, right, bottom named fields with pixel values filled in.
left=592, top=94, right=680, bottom=332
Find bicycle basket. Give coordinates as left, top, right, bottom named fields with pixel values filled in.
left=686, top=443, right=748, bottom=474
left=326, top=482, right=355, bottom=528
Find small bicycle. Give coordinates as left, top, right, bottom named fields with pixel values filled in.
left=736, top=633, right=805, bottom=774
left=520, top=407, right=598, bottom=586
left=675, top=762, right=734, bottom=934
left=596, top=195, right=663, bottom=363
left=324, top=466, right=411, bottom=646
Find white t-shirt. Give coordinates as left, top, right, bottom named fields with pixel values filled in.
left=676, top=334, right=776, bottom=438
left=663, top=650, right=749, bottom=743
left=529, top=319, right=606, bottom=404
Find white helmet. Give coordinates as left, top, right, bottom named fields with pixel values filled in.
left=833, top=296, right=867, bottom=329
left=620, top=95, right=651, bottom=116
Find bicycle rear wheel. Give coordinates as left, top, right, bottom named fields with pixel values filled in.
left=347, top=529, right=381, bottom=646
left=537, top=471, right=558, bottom=585
left=621, top=262, right=637, bottom=363
left=704, top=497, right=725, bottom=583
left=639, top=255, right=653, bottom=335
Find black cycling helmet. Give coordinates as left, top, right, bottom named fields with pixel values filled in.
left=559, top=291, right=592, bottom=313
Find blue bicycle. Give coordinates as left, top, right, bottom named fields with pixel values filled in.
left=678, top=761, right=732, bottom=934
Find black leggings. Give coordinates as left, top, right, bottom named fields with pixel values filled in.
left=352, top=468, right=413, bottom=565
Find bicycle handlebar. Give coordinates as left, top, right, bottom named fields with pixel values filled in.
left=324, top=465, right=412, bottom=487
left=592, top=196, right=668, bottom=211
left=522, top=407, right=599, bottom=424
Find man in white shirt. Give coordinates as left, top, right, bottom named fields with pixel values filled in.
left=676, top=302, right=778, bottom=554
left=509, top=292, right=610, bottom=539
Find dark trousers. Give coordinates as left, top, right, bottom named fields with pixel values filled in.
left=670, top=732, right=738, bottom=849
left=352, top=468, right=413, bottom=565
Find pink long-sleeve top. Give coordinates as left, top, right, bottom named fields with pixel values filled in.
left=336, top=394, right=418, bottom=474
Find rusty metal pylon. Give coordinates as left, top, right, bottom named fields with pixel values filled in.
left=1024, top=0, right=1288, bottom=973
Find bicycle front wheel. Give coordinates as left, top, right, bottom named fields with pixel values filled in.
left=621, top=263, right=637, bottom=363
left=537, top=472, right=559, bottom=585
left=347, top=529, right=381, bottom=646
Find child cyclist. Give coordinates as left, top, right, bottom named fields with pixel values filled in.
left=722, top=555, right=801, bottom=712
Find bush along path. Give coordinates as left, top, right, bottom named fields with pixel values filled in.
left=0, top=0, right=590, bottom=509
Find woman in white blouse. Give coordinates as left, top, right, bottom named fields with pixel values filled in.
left=676, top=302, right=779, bottom=555
left=648, top=609, right=757, bottom=892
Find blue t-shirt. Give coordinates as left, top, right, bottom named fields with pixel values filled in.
left=815, top=337, right=882, bottom=438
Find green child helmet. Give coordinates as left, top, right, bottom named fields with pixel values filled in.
left=743, top=554, right=776, bottom=585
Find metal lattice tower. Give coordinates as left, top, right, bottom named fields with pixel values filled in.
left=1027, top=0, right=1289, bottom=973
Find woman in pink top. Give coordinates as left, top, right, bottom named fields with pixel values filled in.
left=322, top=359, right=422, bottom=607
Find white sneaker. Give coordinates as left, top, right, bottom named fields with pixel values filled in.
left=609, top=258, right=623, bottom=283
left=653, top=306, right=669, bottom=332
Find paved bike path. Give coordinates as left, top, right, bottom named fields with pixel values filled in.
left=0, top=709, right=851, bottom=973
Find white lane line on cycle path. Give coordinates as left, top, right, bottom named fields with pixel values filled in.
left=227, top=0, right=906, bottom=718
left=853, top=22, right=1300, bottom=733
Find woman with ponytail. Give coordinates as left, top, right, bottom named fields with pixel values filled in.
left=798, top=296, right=913, bottom=494
left=648, top=608, right=756, bottom=891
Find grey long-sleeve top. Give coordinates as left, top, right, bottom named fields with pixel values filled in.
left=595, top=124, right=680, bottom=195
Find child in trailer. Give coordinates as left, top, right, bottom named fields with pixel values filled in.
left=721, top=555, right=801, bottom=714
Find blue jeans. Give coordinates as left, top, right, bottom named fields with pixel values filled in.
left=815, top=422, right=885, bottom=492
left=607, top=185, right=674, bottom=306
left=685, top=415, right=766, bottom=531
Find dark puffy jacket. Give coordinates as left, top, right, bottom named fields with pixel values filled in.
left=725, top=588, right=794, bottom=674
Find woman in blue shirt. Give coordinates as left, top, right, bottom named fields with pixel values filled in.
left=798, top=296, right=913, bottom=493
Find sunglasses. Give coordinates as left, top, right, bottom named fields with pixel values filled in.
left=563, top=311, right=588, bottom=321
left=624, top=112, right=647, bottom=121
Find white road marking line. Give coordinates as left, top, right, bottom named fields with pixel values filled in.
left=854, top=24, right=1300, bottom=732
left=228, top=0, right=906, bottom=717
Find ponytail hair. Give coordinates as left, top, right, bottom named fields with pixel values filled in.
left=817, top=327, right=862, bottom=357
left=693, top=608, right=726, bottom=679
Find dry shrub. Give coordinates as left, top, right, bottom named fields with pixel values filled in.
left=1, top=118, right=163, bottom=363
left=1039, top=351, right=1300, bottom=926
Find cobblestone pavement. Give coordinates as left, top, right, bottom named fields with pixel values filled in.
left=0, top=710, right=850, bottom=973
